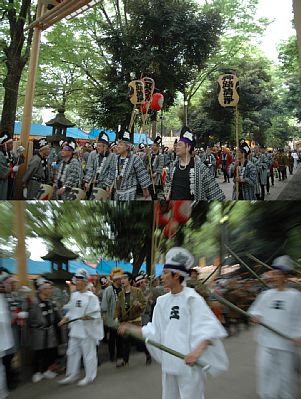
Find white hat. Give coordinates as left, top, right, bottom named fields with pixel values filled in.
left=74, top=268, right=89, bottom=281
left=271, top=255, right=297, bottom=273
left=163, top=247, right=195, bottom=276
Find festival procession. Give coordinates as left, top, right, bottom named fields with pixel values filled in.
left=0, top=200, right=301, bottom=399
left=0, top=0, right=301, bottom=201
left=1, top=0, right=301, bottom=399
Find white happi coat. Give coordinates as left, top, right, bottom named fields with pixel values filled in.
left=66, top=291, right=104, bottom=342
left=248, top=288, right=301, bottom=399
left=0, top=294, right=14, bottom=399
left=248, top=288, right=301, bottom=351
left=142, top=287, right=228, bottom=377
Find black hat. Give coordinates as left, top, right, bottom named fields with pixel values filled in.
left=109, top=141, right=117, bottom=149
left=119, top=130, right=132, bottom=144
left=153, top=136, right=162, bottom=146
left=179, top=127, right=195, bottom=147
left=62, top=139, right=76, bottom=152
left=239, top=142, right=250, bottom=155
left=98, top=131, right=110, bottom=145
left=35, top=138, right=49, bottom=150
left=138, top=143, right=145, bottom=150
left=0, top=131, right=13, bottom=145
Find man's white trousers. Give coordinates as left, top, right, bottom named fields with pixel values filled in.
left=66, top=337, right=98, bottom=382
left=162, top=369, right=205, bottom=399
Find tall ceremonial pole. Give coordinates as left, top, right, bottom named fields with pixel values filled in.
left=217, top=71, right=240, bottom=199
left=15, top=1, right=45, bottom=198
left=14, top=201, right=28, bottom=286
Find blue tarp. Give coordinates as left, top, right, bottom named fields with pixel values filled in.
left=0, top=258, right=97, bottom=276
left=88, top=128, right=153, bottom=145
left=96, top=259, right=163, bottom=276
left=0, top=258, right=163, bottom=277
left=13, top=122, right=90, bottom=140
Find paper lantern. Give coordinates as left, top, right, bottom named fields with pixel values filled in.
left=172, top=200, right=192, bottom=224
left=163, top=219, right=179, bottom=238
left=151, top=93, right=164, bottom=111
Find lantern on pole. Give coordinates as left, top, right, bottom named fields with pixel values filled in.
left=151, top=93, right=164, bottom=111
left=217, top=73, right=239, bottom=108
left=217, top=72, right=240, bottom=199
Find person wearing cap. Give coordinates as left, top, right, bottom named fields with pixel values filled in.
left=248, top=255, right=301, bottom=399
left=58, top=268, right=103, bottom=386
left=220, top=146, right=233, bottom=183
left=22, top=138, right=51, bottom=199
left=232, top=141, right=257, bottom=200
left=83, top=131, right=117, bottom=198
left=118, top=247, right=228, bottom=399
left=101, top=267, right=124, bottom=363
left=148, top=136, right=164, bottom=199
left=0, top=131, right=19, bottom=200
left=106, top=130, right=151, bottom=200
left=28, top=278, right=61, bottom=383
left=54, top=139, right=81, bottom=199
left=165, top=127, right=225, bottom=200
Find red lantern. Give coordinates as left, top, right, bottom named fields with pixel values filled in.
left=163, top=219, right=179, bottom=238
left=151, top=93, right=164, bottom=111
left=172, top=201, right=192, bottom=224
left=155, top=201, right=171, bottom=226
left=140, top=101, right=150, bottom=114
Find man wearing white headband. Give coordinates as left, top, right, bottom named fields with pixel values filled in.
left=58, top=268, right=103, bottom=386
left=118, top=247, right=228, bottom=399
left=165, top=127, right=225, bottom=200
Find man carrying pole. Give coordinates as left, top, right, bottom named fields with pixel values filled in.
left=248, top=256, right=301, bottom=399
left=118, top=247, right=229, bottom=399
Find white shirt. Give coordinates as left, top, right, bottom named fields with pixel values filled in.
left=66, top=291, right=103, bottom=341
left=0, top=294, right=14, bottom=356
left=142, top=287, right=228, bottom=376
left=248, top=288, right=301, bottom=351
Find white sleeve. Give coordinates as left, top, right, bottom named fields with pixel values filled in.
left=142, top=299, right=163, bottom=364
left=189, top=296, right=229, bottom=376
left=248, top=291, right=267, bottom=318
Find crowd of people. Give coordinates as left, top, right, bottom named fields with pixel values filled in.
left=0, top=128, right=299, bottom=201
left=1, top=251, right=301, bottom=399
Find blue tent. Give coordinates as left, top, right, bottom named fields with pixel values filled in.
left=14, top=122, right=90, bottom=140
left=0, top=258, right=98, bottom=276
left=88, top=128, right=153, bottom=145
left=0, top=258, right=163, bottom=277
left=96, top=259, right=163, bottom=277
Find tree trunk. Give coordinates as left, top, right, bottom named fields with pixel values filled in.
left=0, top=0, right=33, bottom=133
left=1, top=68, right=22, bottom=133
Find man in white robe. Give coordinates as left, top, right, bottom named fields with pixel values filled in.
left=58, top=269, right=104, bottom=387
left=0, top=275, right=14, bottom=399
left=118, top=247, right=229, bottom=399
left=248, top=255, right=301, bottom=399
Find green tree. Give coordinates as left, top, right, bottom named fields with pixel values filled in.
left=0, top=0, right=35, bottom=133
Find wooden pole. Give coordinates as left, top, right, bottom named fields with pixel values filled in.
left=150, top=202, right=156, bottom=276
left=15, top=1, right=45, bottom=198
left=224, top=245, right=269, bottom=287
left=235, top=106, right=239, bottom=200
left=293, top=0, right=301, bottom=70
left=14, top=201, right=28, bottom=286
